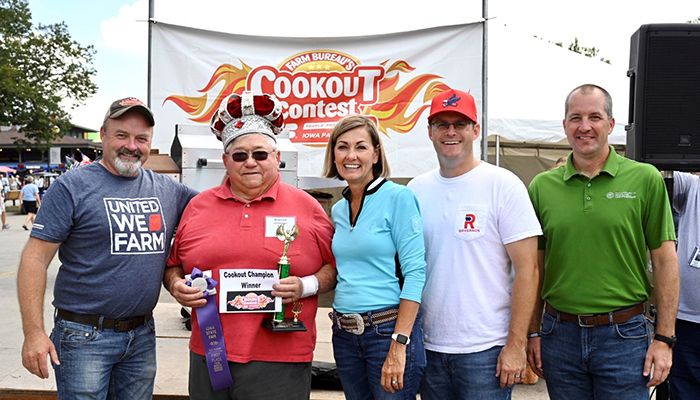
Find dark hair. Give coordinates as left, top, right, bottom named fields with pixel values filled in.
left=564, top=84, right=613, bottom=118
left=322, top=115, right=390, bottom=179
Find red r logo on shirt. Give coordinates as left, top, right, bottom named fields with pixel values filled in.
left=464, top=213, right=476, bottom=229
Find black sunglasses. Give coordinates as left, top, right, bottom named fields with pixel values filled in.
left=228, top=150, right=275, bottom=162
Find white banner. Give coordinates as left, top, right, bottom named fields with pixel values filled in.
left=151, top=22, right=483, bottom=178
left=49, top=147, right=61, bottom=166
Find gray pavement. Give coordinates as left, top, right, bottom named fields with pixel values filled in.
left=0, top=208, right=550, bottom=399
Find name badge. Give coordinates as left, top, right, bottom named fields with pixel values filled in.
left=265, top=216, right=296, bottom=238
left=218, top=269, right=281, bottom=313
left=689, top=246, right=700, bottom=269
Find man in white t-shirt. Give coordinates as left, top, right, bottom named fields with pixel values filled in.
left=408, top=88, right=542, bottom=399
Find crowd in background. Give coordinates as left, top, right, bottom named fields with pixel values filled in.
left=0, top=172, right=61, bottom=231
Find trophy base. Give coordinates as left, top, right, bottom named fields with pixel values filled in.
left=262, top=319, right=307, bottom=332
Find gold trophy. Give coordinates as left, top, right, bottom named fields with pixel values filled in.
left=263, top=224, right=307, bottom=332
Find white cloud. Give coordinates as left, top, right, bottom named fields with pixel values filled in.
left=69, top=98, right=106, bottom=131
left=70, top=80, right=148, bottom=131
left=100, top=0, right=149, bottom=56
left=69, top=0, right=149, bottom=129
left=490, top=0, right=700, bottom=67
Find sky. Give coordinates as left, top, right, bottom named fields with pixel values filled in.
left=25, top=0, right=700, bottom=132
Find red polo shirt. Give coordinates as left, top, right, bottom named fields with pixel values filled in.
left=167, top=177, right=334, bottom=363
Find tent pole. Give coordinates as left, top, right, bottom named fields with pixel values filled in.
left=495, top=135, right=500, bottom=166
left=481, top=0, right=489, bottom=162
left=147, top=0, right=154, bottom=108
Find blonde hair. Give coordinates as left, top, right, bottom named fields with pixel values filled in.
left=322, top=115, right=390, bottom=179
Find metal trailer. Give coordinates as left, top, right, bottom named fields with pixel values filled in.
left=170, top=124, right=299, bottom=192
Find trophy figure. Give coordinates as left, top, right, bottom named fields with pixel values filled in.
left=263, top=224, right=307, bottom=332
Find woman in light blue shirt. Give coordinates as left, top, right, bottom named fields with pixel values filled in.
left=20, top=175, right=40, bottom=230
left=323, top=115, right=426, bottom=400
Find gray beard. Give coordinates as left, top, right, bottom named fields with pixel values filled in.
left=113, top=156, right=142, bottom=177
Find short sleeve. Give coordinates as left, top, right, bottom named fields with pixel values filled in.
left=644, top=168, right=676, bottom=249
left=31, top=182, right=75, bottom=243
left=498, top=176, right=542, bottom=245
left=673, top=171, right=691, bottom=214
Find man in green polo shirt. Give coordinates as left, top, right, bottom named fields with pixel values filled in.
left=527, top=84, right=679, bottom=399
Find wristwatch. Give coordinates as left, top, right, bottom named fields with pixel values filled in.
left=391, top=333, right=411, bottom=345
left=653, top=333, right=677, bottom=348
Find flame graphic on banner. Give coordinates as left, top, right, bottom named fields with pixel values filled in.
left=164, top=62, right=251, bottom=123
left=164, top=56, right=450, bottom=143
left=361, top=59, right=449, bottom=136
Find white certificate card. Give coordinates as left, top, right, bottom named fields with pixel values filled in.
left=218, top=269, right=280, bottom=313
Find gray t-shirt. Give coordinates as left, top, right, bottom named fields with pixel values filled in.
left=673, top=171, right=700, bottom=323
left=32, top=162, right=197, bottom=318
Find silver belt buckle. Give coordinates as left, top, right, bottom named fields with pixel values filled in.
left=577, top=314, right=595, bottom=328
left=343, top=313, right=365, bottom=335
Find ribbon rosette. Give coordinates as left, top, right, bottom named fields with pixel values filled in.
left=186, top=267, right=218, bottom=297
left=186, top=267, right=232, bottom=391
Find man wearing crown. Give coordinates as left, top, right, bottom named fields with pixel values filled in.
left=164, top=91, right=336, bottom=399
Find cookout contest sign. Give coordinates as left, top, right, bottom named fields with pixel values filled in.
left=151, top=22, right=482, bottom=177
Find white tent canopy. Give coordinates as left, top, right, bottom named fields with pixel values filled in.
left=486, top=23, right=629, bottom=145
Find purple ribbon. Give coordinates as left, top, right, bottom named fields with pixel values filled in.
left=188, top=268, right=233, bottom=391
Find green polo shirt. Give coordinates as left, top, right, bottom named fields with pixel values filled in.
left=528, top=147, right=675, bottom=314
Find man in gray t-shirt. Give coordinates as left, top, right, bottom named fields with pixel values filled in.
left=17, top=97, right=197, bottom=399
left=669, top=171, right=700, bottom=398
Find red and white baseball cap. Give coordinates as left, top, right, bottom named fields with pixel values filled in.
left=428, top=89, right=478, bottom=123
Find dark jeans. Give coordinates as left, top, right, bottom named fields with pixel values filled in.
left=540, top=312, right=651, bottom=400
left=332, top=312, right=425, bottom=400
left=420, top=346, right=512, bottom=400
left=669, top=319, right=700, bottom=400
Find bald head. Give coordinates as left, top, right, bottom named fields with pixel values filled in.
left=565, top=84, right=613, bottom=119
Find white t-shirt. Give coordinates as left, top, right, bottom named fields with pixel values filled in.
left=408, top=162, right=542, bottom=354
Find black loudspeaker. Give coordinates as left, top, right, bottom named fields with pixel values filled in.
left=626, top=24, right=700, bottom=171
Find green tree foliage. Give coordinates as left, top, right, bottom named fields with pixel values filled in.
left=568, top=37, right=611, bottom=64
left=533, top=35, right=610, bottom=64
left=0, top=0, right=97, bottom=145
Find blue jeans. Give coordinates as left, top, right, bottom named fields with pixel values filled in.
left=50, top=316, right=157, bottom=400
left=332, top=311, right=425, bottom=400
left=669, top=319, right=700, bottom=399
left=420, top=346, right=512, bottom=400
left=540, top=311, right=651, bottom=400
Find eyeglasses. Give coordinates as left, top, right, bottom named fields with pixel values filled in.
left=430, top=121, right=471, bottom=133
left=228, top=150, right=275, bottom=162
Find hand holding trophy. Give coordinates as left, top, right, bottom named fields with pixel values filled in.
left=263, top=224, right=307, bottom=332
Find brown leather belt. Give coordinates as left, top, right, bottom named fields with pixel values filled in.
left=57, top=309, right=151, bottom=332
left=545, top=303, right=645, bottom=327
left=329, top=308, right=399, bottom=335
